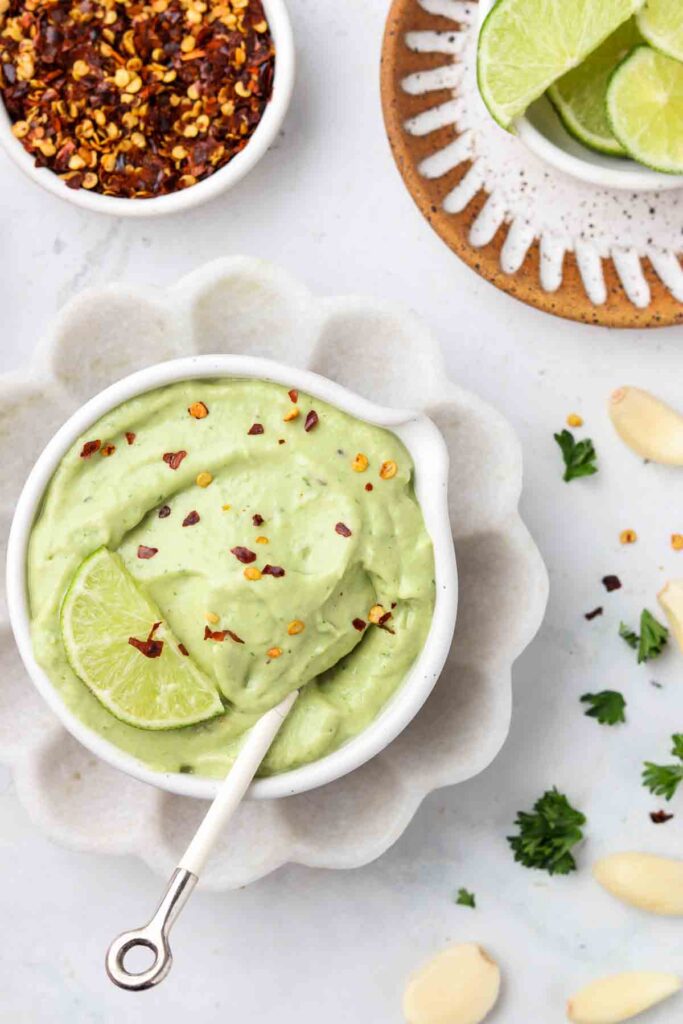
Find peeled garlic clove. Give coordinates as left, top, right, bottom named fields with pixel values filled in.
left=608, top=386, right=683, bottom=465
left=567, top=972, right=681, bottom=1024
left=403, top=943, right=501, bottom=1024
left=658, top=581, right=683, bottom=654
left=593, top=852, right=683, bottom=916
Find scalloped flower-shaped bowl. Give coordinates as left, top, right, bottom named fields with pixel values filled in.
left=0, top=257, right=548, bottom=889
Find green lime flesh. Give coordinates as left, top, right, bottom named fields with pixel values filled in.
left=548, top=18, right=642, bottom=156
left=638, top=0, right=683, bottom=61
left=61, top=547, right=224, bottom=730
left=607, top=44, right=683, bottom=173
left=478, top=0, right=645, bottom=130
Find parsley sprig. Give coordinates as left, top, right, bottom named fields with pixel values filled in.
left=643, top=734, right=683, bottom=801
left=455, top=888, right=476, bottom=909
left=508, top=788, right=586, bottom=876
left=619, top=610, right=668, bottom=664
left=580, top=690, right=626, bottom=726
left=554, top=429, right=598, bottom=483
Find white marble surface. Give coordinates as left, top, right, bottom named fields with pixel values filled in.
left=1, top=1, right=682, bottom=1021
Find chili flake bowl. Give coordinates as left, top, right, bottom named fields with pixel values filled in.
left=0, top=0, right=294, bottom=218
left=0, top=257, right=547, bottom=887
left=6, top=354, right=458, bottom=801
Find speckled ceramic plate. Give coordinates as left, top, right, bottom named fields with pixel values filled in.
left=0, top=257, right=548, bottom=890
left=381, top=0, right=683, bottom=327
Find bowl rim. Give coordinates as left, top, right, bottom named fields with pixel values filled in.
left=0, top=0, right=295, bottom=218
left=6, top=355, right=458, bottom=801
left=477, top=0, right=683, bottom=193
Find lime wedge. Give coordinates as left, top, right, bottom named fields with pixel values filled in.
left=548, top=19, right=641, bottom=156
left=478, top=0, right=645, bottom=130
left=61, top=547, right=223, bottom=730
left=638, top=0, right=683, bottom=61
left=607, top=45, right=683, bottom=173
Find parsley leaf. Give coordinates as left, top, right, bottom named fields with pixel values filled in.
left=620, top=611, right=669, bottom=663
left=554, top=429, right=598, bottom=483
left=455, top=888, right=476, bottom=909
left=507, top=788, right=586, bottom=875
left=580, top=690, right=626, bottom=726
left=643, top=733, right=683, bottom=801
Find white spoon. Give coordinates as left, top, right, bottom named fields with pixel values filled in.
left=105, top=690, right=299, bottom=991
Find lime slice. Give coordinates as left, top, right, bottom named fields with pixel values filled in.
left=638, top=0, right=683, bottom=61
left=478, top=0, right=646, bottom=130
left=61, top=547, right=223, bottom=730
left=607, top=45, right=683, bottom=173
left=548, top=19, right=641, bottom=156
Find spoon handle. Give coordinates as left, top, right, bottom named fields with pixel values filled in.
left=105, top=690, right=299, bottom=991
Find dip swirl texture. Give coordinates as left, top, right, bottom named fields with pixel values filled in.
left=28, top=379, right=436, bottom=777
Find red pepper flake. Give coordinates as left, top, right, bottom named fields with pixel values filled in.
left=204, top=625, right=244, bottom=644
left=231, top=546, right=257, bottom=564
left=584, top=607, right=603, bottom=621
left=125, top=432, right=136, bottom=446
left=248, top=423, right=264, bottom=436
left=137, top=545, right=159, bottom=560
left=335, top=522, right=352, bottom=537
left=262, top=564, right=285, bottom=577
left=378, top=611, right=393, bottom=626
left=183, top=510, right=200, bottom=527
left=602, top=575, right=622, bottom=592
left=352, top=618, right=366, bottom=632
left=650, top=810, right=674, bottom=824
left=188, top=402, right=209, bottom=420
left=278, top=439, right=286, bottom=445
left=80, top=439, right=101, bottom=458
left=158, top=505, right=171, bottom=519
left=163, top=450, right=187, bottom=470
left=101, top=443, right=116, bottom=457
left=178, top=643, right=189, bottom=657
left=288, top=389, right=298, bottom=403
left=304, top=410, right=319, bottom=432
left=365, top=483, right=374, bottom=492
left=252, top=514, right=264, bottom=527
left=379, top=622, right=396, bottom=635
left=129, top=622, right=164, bottom=659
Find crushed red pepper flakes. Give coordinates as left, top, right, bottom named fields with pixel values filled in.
left=188, top=402, right=209, bottom=419
left=352, top=618, right=366, bottom=632
left=335, top=522, right=352, bottom=537
left=252, top=513, right=264, bottom=526
left=584, top=606, right=603, bottom=621
left=204, top=625, right=244, bottom=644
left=129, top=621, right=163, bottom=659
left=101, top=443, right=116, bottom=457
left=288, top=389, right=298, bottom=403
left=0, top=0, right=276, bottom=200
left=178, top=643, right=189, bottom=657
left=231, top=546, right=257, bottom=564
left=182, top=510, right=200, bottom=527
left=378, top=611, right=393, bottom=626
left=137, top=545, right=159, bottom=559
left=158, top=505, right=171, bottom=519
left=262, top=564, right=285, bottom=577
left=602, top=575, right=622, bottom=592
left=650, top=810, right=674, bottom=824
left=248, top=423, right=264, bottom=435
left=125, top=432, right=136, bottom=445
left=304, top=410, right=319, bottom=432
left=278, top=438, right=286, bottom=445
left=163, top=450, right=187, bottom=470
left=80, top=439, right=101, bottom=458
left=365, top=483, right=373, bottom=492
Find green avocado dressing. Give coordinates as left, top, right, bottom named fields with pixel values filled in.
left=28, top=379, right=435, bottom=778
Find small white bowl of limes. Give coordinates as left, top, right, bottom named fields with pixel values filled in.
left=477, top=0, right=683, bottom=191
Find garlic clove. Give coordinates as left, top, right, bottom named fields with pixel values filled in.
left=593, top=852, right=683, bottom=916
left=608, top=386, right=683, bottom=465
left=403, top=943, right=501, bottom=1024
left=658, top=580, right=683, bottom=654
left=567, top=972, right=681, bottom=1024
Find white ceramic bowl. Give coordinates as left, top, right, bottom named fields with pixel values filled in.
left=6, top=355, right=457, bottom=801
left=478, top=0, right=683, bottom=192
left=0, top=0, right=295, bottom=217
